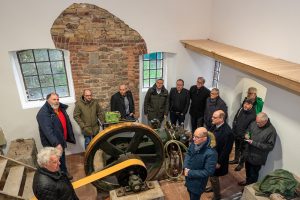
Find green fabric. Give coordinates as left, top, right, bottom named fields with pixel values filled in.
left=105, top=112, right=121, bottom=123
left=253, top=169, right=299, bottom=198
left=255, top=97, right=264, bottom=114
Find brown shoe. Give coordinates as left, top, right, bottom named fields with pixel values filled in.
left=238, top=180, right=247, bottom=186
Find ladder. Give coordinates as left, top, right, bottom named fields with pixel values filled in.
left=0, top=155, right=36, bottom=200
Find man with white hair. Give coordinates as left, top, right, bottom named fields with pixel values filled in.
left=32, top=147, right=79, bottom=200
left=36, top=92, right=76, bottom=179
left=238, top=112, right=277, bottom=186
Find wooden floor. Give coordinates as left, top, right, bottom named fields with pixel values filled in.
left=67, top=152, right=245, bottom=200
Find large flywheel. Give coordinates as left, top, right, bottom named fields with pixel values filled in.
left=84, top=122, right=164, bottom=191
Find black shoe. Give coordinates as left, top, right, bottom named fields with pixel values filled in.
left=205, top=186, right=213, bottom=193
left=238, top=180, right=247, bottom=186
left=234, top=164, right=244, bottom=171
left=229, top=160, right=239, bottom=164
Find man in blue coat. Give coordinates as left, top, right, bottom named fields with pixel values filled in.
left=184, top=127, right=218, bottom=200
left=36, top=92, right=76, bottom=179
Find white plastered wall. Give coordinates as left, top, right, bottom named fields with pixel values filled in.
left=209, top=0, right=300, bottom=177
left=0, top=0, right=212, bottom=154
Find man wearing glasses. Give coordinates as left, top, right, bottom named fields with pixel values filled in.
left=184, top=127, right=218, bottom=200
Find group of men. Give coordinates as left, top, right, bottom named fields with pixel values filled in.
left=33, top=78, right=277, bottom=200
left=183, top=87, right=277, bottom=200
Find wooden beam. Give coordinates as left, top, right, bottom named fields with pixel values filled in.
left=181, top=39, right=300, bottom=95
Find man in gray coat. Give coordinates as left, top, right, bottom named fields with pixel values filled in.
left=238, top=112, right=277, bottom=186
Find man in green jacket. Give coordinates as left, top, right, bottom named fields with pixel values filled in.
left=73, top=89, right=103, bottom=149
left=144, top=79, right=169, bottom=126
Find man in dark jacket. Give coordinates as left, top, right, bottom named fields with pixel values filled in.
left=189, top=77, right=210, bottom=133
left=33, top=147, right=79, bottom=200
left=169, top=79, right=190, bottom=126
left=242, top=87, right=264, bottom=114
left=238, top=112, right=277, bottom=186
left=74, top=89, right=103, bottom=149
left=144, top=79, right=169, bottom=125
left=204, top=88, right=228, bottom=130
left=229, top=98, right=256, bottom=171
left=36, top=92, right=76, bottom=179
left=184, top=127, right=218, bottom=200
left=209, top=110, right=234, bottom=200
left=111, top=84, right=135, bottom=120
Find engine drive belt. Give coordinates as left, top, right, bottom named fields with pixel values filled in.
left=31, top=158, right=146, bottom=200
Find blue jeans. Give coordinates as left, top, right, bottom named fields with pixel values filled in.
left=188, top=190, right=201, bottom=200
left=84, top=135, right=93, bottom=149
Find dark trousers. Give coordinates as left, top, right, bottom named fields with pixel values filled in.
left=190, top=116, right=204, bottom=134
left=60, top=150, right=68, bottom=173
left=188, top=190, right=201, bottom=200
left=210, top=176, right=221, bottom=199
left=245, top=161, right=261, bottom=184
left=170, top=111, right=185, bottom=126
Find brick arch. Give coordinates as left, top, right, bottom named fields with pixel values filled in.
left=51, top=3, right=147, bottom=116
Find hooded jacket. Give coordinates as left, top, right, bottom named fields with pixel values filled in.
left=73, top=96, right=103, bottom=136
left=144, top=84, right=169, bottom=121
left=184, top=138, right=218, bottom=195
left=32, top=167, right=79, bottom=200
left=37, top=102, right=75, bottom=148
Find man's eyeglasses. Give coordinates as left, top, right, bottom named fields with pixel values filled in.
left=193, top=135, right=206, bottom=139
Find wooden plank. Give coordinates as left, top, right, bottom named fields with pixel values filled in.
left=3, top=166, right=25, bottom=196
left=22, top=171, right=35, bottom=199
left=181, top=39, right=300, bottom=95
left=0, top=158, right=8, bottom=180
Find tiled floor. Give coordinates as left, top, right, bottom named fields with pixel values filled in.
left=67, top=153, right=245, bottom=200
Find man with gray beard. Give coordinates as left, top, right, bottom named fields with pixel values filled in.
left=36, top=92, right=76, bottom=180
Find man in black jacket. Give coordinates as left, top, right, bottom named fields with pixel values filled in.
left=36, top=92, right=76, bottom=179
left=209, top=110, right=234, bottom=200
left=189, top=77, right=210, bottom=133
left=169, top=79, right=190, bottom=126
left=33, top=147, right=79, bottom=200
left=229, top=98, right=256, bottom=171
left=111, top=84, right=135, bottom=120
left=238, top=112, right=277, bottom=186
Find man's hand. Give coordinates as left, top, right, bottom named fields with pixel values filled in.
left=129, top=113, right=134, bottom=116
left=245, top=139, right=253, bottom=144
left=184, top=168, right=190, bottom=176
left=245, top=133, right=250, bottom=140
left=216, top=163, right=221, bottom=169
left=56, top=144, right=63, bottom=153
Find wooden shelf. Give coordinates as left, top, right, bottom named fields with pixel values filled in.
left=181, top=39, right=300, bottom=95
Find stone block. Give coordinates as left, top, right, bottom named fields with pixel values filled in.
left=6, top=138, right=37, bottom=167
left=110, top=181, right=164, bottom=200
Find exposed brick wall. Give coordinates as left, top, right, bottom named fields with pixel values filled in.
left=50, top=3, right=147, bottom=116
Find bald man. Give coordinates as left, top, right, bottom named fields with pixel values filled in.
left=184, top=127, right=217, bottom=200
left=111, top=84, right=135, bottom=120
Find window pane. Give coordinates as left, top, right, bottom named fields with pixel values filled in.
left=157, top=52, right=162, bottom=59
left=56, top=86, right=69, bottom=97
left=150, top=60, right=156, bottom=69
left=157, top=69, right=163, bottom=77
left=157, top=60, right=162, bottom=69
left=37, top=62, right=51, bottom=75
left=143, top=61, right=149, bottom=70
left=27, top=88, right=42, bottom=100
left=143, top=70, right=149, bottom=79
left=42, top=87, right=55, bottom=98
left=34, top=49, right=49, bottom=62
left=24, top=76, right=40, bottom=88
left=21, top=63, right=37, bottom=76
left=51, top=61, right=65, bottom=73
left=53, top=74, right=67, bottom=86
left=143, top=79, right=149, bottom=88
left=149, top=79, right=156, bottom=86
left=149, top=53, right=156, bottom=60
left=49, top=50, right=63, bottom=61
left=143, top=54, right=149, bottom=60
left=18, top=50, right=34, bottom=63
left=150, top=70, right=156, bottom=78
left=40, top=75, right=54, bottom=87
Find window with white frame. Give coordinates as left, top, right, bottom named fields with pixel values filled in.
left=142, top=52, right=164, bottom=88
left=11, top=49, right=75, bottom=109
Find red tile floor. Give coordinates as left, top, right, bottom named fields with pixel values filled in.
left=67, top=152, right=245, bottom=200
